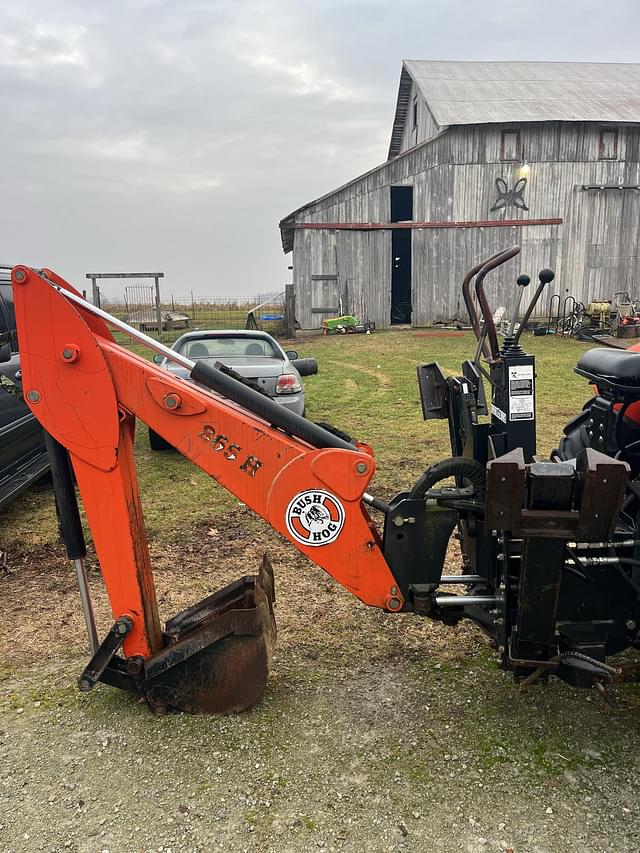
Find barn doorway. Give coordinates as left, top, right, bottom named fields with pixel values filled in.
left=390, top=186, right=413, bottom=324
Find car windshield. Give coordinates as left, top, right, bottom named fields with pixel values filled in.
left=178, top=336, right=281, bottom=360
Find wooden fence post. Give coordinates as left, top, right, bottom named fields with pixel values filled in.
left=285, top=284, right=296, bottom=339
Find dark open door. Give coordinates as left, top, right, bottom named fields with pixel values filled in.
left=390, top=186, right=413, bottom=324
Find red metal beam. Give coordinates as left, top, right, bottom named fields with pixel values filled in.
left=290, top=218, right=562, bottom=231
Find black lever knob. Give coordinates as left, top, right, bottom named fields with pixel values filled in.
left=511, top=268, right=555, bottom=349
left=505, top=274, right=532, bottom=340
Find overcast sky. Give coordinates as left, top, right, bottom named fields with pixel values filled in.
left=2, top=0, right=640, bottom=301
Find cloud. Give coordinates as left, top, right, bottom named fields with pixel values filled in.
left=241, top=51, right=359, bottom=102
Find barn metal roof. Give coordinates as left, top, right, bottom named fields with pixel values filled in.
left=389, top=60, right=640, bottom=158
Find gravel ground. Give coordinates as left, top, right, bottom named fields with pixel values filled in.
left=3, top=514, right=640, bottom=853
left=3, top=625, right=640, bottom=852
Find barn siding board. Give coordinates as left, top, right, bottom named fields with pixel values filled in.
left=397, top=79, right=441, bottom=154
left=336, top=230, right=391, bottom=327
left=286, top=110, right=640, bottom=329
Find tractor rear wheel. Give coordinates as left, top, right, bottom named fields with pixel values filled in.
left=555, top=401, right=595, bottom=461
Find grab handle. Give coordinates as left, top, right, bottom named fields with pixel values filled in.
left=474, top=246, right=521, bottom=360
left=461, top=250, right=505, bottom=358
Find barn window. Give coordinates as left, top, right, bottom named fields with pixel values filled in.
left=599, top=128, right=618, bottom=160
left=412, top=97, right=418, bottom=130
left=500, top=129, right=521, bottom=161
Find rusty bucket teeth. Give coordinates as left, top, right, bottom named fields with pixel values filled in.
left=138, top=554, right=276, bottom=714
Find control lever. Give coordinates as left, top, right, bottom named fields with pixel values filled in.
left=507, top=274, right=531, bottom=337
left=513, top=268, right=555, bottom=346
left=474, top=246, right=521, bottom=361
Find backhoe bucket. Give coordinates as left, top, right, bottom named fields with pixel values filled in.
left=138, top=555, right=276, bottom=714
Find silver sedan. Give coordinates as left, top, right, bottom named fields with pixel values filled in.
left=149, top=329, right=317, bottom=450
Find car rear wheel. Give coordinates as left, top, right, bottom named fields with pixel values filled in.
left=149, top=428, right=172, bottom=451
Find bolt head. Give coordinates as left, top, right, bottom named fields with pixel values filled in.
left=355, top=461, right=368, bottom=474
left=26, top=389, right=41, bottom=403
left=164, top=394, right=180, bottom=409
left=626, top=620, right=637, bottom=632
left=126, top=656, right=143, bottom=675
left=61, top=344, right=79, bottom=363
left=393, top=515, right=404, bottom=527
left=12, top=267, right=27, bottom=284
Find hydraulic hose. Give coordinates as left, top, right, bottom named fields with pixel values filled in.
left=410, top=457, right=486, bottom=500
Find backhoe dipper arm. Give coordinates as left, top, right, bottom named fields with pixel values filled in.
left=12, top=266, right=403, bottom=663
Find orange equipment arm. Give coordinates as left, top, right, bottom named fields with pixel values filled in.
left=12, top=266, right=403, bottom=660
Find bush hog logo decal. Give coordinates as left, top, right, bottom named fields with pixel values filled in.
left=285, top=490, right=345, bottom=547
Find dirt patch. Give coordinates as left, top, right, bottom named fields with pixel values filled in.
left=0, top=509, right=478, bottom=669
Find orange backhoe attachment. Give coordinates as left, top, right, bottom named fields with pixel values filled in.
left=12, top=265, right=403, bottom=714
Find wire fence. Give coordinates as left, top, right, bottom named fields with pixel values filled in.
left=100, top=291, right=291, bottom=348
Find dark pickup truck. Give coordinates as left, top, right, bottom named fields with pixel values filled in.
left=0, top=266, right=49, bottom=509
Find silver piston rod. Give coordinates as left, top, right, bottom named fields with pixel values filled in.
left=435, top=595, right=499, bottom=607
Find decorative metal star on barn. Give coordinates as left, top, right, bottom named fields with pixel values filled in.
left=491, top=177, right=529, bottom=212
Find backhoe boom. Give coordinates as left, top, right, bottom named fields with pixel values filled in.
left=11, top=265, right=403, bottom=712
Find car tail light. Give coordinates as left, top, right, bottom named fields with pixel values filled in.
left=276, top=374, right=302, bottom=394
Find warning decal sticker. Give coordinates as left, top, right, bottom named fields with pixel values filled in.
left=508, top=364, right=534, bottom=421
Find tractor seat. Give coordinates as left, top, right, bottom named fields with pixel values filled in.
left=576, top=348, right=640, bottom=392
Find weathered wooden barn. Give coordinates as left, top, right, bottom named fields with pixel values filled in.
left=279, top=61, right=640, bottom=329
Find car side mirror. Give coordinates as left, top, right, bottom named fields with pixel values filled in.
left=0, top=342, right=10, bottom=364
left=285, top=350, right=299, bottom=360
left=292, top=357, right=318, bottom=377
left=152, top=353, right=164, bottom=364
